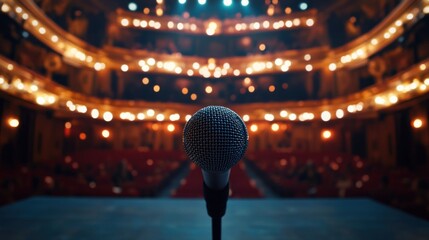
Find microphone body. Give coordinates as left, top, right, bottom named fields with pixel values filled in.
left=183, top=106, right=248, bottom=220
left=201, top=169, right=230, bottom=190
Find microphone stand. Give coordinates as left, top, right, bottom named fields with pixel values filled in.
left=203, top=182, right=229, bottom=240
left=212, top=217, right=221, bottom=240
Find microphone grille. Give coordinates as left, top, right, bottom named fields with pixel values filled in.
left=183, top=106, right=248, bottom=172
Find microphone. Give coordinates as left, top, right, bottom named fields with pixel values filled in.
left=183, top=106, right=248, bottom=222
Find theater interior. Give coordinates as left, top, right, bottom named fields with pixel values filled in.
left=0, top=0, right=429, bottom=238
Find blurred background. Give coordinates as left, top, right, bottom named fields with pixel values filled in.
left=0, top=0, right=428, bottom=221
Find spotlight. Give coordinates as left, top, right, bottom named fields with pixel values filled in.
left=128, top=2, right=137, bottom=11
left=241, top=0, right=249, bottom=7
left=178, top=0, right=186, bottom=4
left=198, top=0, right=206, bottom=5
left=299, top=2, right=308, bottom=10
left=224, top=0, right=232, bottom=7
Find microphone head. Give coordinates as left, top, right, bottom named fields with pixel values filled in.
left=183, top=106, right=248, bottom=172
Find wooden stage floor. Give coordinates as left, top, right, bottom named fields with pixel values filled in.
left=0, top=197, right=428, bottom=240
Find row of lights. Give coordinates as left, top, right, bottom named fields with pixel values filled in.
left=334, top=6, right=425, bottom=69
left=64, top=99, right=194, bottom=123
left=1, top=59, right=428, bottom=123
left=141, top=76, right=287, bottom=99
left=119, top=17, right=315, bottom=36
left=0, top=47, right=429, bottom=122
left=3, top=1, right=427, bottom=77
left=120, top=57, right=299, bottom=78
left=0, top=74, right=58, bottom=106
left=6, top=115, right=426, bottom=133
left=177, top=0, right=249, bottom=7
left=118, top=15, right=315, bottom=35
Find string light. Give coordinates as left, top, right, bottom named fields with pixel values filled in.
left=167, top=124, right=175, bottom=132
left=243, top=115, right=250, bottom=122
left=250, top=124, right=258, bottom=132
left=322, top=130, right=332, bottom=140
left=205, top=85, right=213, bottom=94
left=271, top=123, right=280, bottom=132
left=102, top=129, right=110, bottom=138
left=8, top=118, right=19, bottom=128
left=103, top=112, right=113, bottom=122
left=412, top=118, right=423, bottom=129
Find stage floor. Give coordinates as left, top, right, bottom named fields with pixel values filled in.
left=0, top=197, right=428, bottom=240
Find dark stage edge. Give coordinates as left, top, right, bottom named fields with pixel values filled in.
left=0, top=197, right=428, bottom=240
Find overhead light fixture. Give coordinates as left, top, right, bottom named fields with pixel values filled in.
left=224, top=0, right=232, bottom=7
left=198, top=0, right=207, bottom=5
left=128, top=2, right=137, bottom=11
left=299, top=2, right=308, bottom=11
left=241, top=0, right=249, bottom=7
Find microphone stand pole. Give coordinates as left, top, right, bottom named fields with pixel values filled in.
left=212, top=217, right=221, bottom=240
left=203, top=182, right=229, bottom=240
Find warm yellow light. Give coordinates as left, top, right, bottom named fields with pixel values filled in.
left=121, top=18, right=129, bottom=26
left=121, top=64, right=129, bottom=72
left=156, top=7, right=164, bottom=16
left=156, top=114, right=165, bottom=121
left=1, top=3, right=10, bottom=12
left=243, top=77, right=252, bottom=85
left=389, top=95, right=398, bottom=104
left=38, top=27, right=46, bottom=34
left=329, top=63, right=337, bottom=71
left=65, top=122, right=72, bottom=129
left=143, top=8, right=150, bottom=14
left=248, top=86, right=255, bottom=93
left=169, top=113, right=180, bottom=121
left=306, top=19, right=314, bottom=26
left=94, top=62, right=105, bottom=71
left=304, top=54, right=311, bottom=61
left=79, top=133, right=87, bottom=140
left=91, top=109, right=99, bottom=119
left=285, top=7, right=292, bottom=14
left=101, top=129, right=110, bottom=138
left=51, top=35, right=58, bottom=42
left=182, top=87, right=189, bottom=95
left=259, top=43, right=266, bottom=51
left=268, top=85, right=276, bottom=92
left=167, top=124, right=175, bottom=132
left=321, top=111, right=331, bottom=122
left=205, top=86, right=213, bottom=94
left=190, top=93, right=197, bottom=101
left=243, top=114, right=250, bottom=122
left=153, top=85, right=160, bottom=92
left=137, top=113, right=145, bottom=120
left=305, top=64, right=313, bottom=72
left=289, top=113, right=297, bottom=121
left=271, top=123, right=280, bottom=132
left=264, top=113, right=274, bottom=121
left=8, top=118, right=19, bottom=128
left=420, top=64, right=427, bottom=71
left=142, top=77, right=149, bottom=85
left=336, top=109, right=344, bottom=119
left=250, top=124, right=258, bottom=132
left=147, top=109, right=155, bottom=117
left=267, top=5, right=274, bottom=16
left=412, top=118, right=423, bottom=129
left=322, top=130, right=332, bottom=140
left=293, top=18, right=300, bottom=26
left=103, top=112, right=113, bottom=122
left=185, top=114, right=192, bottom=122
left=280, top=110, right=288, bottom=118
